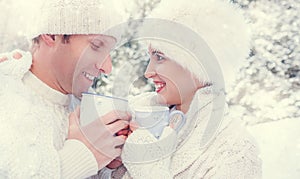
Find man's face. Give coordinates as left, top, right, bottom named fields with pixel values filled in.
left=51, top=34, right=116, bottom=97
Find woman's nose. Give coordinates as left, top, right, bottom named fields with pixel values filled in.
left=96, top=55, right=112, bottom=74
left=144, top=59, right=156, bottom=78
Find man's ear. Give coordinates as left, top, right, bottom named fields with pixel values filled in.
left=40, top=34, right=56, bottom=46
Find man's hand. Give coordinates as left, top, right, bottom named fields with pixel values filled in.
left=68, top=107, right=131, bottom=170
left=106, top=121, right=135, bottom=169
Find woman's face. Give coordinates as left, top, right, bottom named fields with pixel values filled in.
left=144, top=45, right=200, bottom=111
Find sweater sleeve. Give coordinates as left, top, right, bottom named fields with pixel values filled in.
left=0, top=91, right=60, bottom=178
left=204, top=141, right=262, bottom=179
left=201, top=120, right=262, bottom=179
left=58, top=140, right=98, bottom=178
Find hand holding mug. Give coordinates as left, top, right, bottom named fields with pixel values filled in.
left=121, top=106, right=186, bottom=178
left=122, top=126, right=177, bottom=178
left=68, top=107, right=131, bottom=170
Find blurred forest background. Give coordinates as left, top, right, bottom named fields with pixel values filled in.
left=0, top=0, right=299, bottom=178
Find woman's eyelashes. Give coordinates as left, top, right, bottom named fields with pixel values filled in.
left=155, top=53, right=166, bottom=61
left=152, top=50, right=167, bottom=62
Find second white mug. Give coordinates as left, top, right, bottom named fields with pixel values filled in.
left=133, top=106, right=186, bottom=138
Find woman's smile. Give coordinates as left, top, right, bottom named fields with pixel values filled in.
left=154, top=81, right=166, bottom=93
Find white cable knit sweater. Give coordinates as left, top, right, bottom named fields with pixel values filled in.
left=113, top=88, right=262, bottom=178
left=0, top=50, right=98, bottom=178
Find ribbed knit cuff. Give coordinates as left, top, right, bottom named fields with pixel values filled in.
left=97, top=167, right=115, bottom=179
left=58, top=139, right=98, bottom=178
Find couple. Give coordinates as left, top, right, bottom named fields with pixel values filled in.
left=0, top=0, right=261, bottom=179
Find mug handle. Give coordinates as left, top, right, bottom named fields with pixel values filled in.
left=169, top=110, right=186, bottom=133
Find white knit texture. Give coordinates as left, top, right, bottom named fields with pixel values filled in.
left=0, top=52, right=62, bottom=178
left=29, top=0, right=125, bottom=40
left=59, top=140, right=98, bottom=178
left=112, top=89, right=262, bottom=178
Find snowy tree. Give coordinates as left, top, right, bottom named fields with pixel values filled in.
left=229, top=0, right=300, bottom=124
left=0, top=0, right=42, bottom=52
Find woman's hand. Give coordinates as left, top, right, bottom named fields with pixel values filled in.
left=121, top=127, right=177, bottom=178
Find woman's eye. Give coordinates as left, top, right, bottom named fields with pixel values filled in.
left=154, top=52, right=166, bottom=61
left=157, top=54, right=164, bottom=61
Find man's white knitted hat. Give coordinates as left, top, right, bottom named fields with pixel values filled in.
left=29, top=0, right=125, bottom=40
left=148, top=0, right=251, bottom=90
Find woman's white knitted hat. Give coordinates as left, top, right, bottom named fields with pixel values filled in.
left=148, top=0, right=251, bottom=91
left=29, top=0, right=125, bottom=40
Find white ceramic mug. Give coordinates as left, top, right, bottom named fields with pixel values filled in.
left=133, top=106, right=186, bottom=138
left=80, top=93, right=129, bottom=126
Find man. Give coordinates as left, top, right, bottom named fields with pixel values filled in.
left=0, top=0, right=130, bottom=178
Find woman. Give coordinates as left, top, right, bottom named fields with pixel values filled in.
left=116, top=0, right=262, bottom=178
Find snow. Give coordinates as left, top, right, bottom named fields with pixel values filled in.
left=247, top=118, right=300, bottom=179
